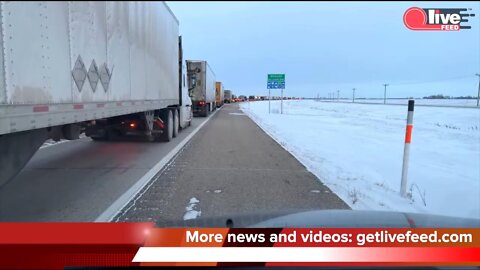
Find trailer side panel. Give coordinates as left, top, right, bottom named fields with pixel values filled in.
left=0, top=1, right=179, bottom=135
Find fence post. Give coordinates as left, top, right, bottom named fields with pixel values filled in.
left=269, top=89, right=271, bottom=114
left=281, top=88, right=284, bottom=114
left=400, top=100, right=414, bottom=197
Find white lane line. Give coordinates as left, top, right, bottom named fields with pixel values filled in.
left=95, top=108, right=220, bottom=222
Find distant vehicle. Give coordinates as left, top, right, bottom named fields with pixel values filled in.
left=224, top=90, right=232, bottom=103
left=215, top=81, right=224, bottom=108
left=249, top=95, right=256, bottom=101
left=239, top=95, right=247, bottom=102
left=187, top=60, right=216, bottom=117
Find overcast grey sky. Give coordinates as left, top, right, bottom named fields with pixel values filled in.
left=167, top=1, right=480, bottom=98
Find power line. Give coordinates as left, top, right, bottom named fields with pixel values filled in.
left=389, top=75, right=475, bottom=86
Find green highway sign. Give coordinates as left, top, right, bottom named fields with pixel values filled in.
left=267, top=74, right=285, bottom=82
left=267, top=74, right=285, bottom=89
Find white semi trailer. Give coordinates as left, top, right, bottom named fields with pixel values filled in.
left=186, top=60, right=216, bottom=117
left=0, top=2, right=192, bottom=187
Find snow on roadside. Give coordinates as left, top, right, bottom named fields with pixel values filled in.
left=40, top=134, right=86, bottom=149
left=40, top=139, right=70, bottom=149
left=241, top=100, right=480, bottom=219
left=322, top=98, right=478, bottom=107
left=183, top=197, right=202, bottom=220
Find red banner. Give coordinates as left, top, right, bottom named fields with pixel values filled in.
left=0, top=225, right=478, bottom=269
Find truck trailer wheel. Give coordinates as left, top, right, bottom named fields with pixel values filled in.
left=173, top=109, right=179, bottom=138
left=90, top=129, right=110, bottom=141
left=159, top=110, right=173, bottom=142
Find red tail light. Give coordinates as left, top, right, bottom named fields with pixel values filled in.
left=129, top=122, right=136, bottom=128
left=199, top=101, right=206, bottom=106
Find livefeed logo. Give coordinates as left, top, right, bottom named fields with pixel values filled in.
left=404, top=7, right=475, bottom=31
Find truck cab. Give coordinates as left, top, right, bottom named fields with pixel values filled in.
left=180, top=61, right=193, bottom=128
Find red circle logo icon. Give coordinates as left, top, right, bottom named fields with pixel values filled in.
left=403, top=7, right=443, bottom=30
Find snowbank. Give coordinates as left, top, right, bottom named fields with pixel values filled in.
left=240, top=100, right=480, bottom=219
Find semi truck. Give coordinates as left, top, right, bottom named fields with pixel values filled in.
left=0, top=1, right=192, bottom=187
left=224, top=90, right=232, bottom=103
left=215, top=82, right=224, bottom=108
left=186, top=60, right=216, bottom=117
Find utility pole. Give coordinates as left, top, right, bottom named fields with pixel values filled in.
left=352, top=88, right=356, bottom=103
left=476, top=74, right=480, bottom=107
left=337, top=90, right=340, bottom=101
left=383, top=84, right=389, bottom=104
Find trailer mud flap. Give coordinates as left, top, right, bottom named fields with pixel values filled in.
left=0, top=129, right=48, bottom=188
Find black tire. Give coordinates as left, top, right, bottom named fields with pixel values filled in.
left=203, top=105, right=209, bottom=117
left=89, top=129, right=110, bottom=141
left=159, top=110, right=173, bottom=142
left=173, top=109, right=179, bottom=138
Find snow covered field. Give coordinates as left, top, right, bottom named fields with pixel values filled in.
left=240, top=100, right=480, bottom=219
left=322, top=98, right=478, bottom=107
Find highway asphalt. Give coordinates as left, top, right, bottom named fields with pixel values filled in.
left=0, top=116, right=210, bottom=221
left=115, top=104, right=349, bottom=225
left=0, top=103, right=349, bottom=222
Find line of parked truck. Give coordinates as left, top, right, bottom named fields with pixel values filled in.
left=0, top=2, right=230, bottom=187
left=224, top=91, right=244, bottom=103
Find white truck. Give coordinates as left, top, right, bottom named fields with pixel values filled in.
left=0, top=1, right=192, bottom=187
left=186, top=60, right=216, bottom=117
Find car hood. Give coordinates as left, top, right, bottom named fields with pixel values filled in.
left=161, top=210, right=480, bottom=228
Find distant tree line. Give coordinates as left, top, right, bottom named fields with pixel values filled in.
left=423, top=94, right=476, bottom=99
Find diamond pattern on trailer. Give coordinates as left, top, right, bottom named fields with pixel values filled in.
left=87, top=60, right=99, bottom=92
left=98, top=63, right=112, bottom=92
left=72, top=55, right=87, bottom=92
